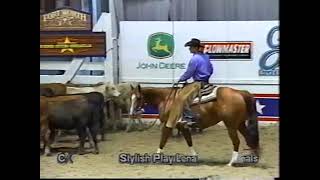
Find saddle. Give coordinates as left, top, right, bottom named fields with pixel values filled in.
left=192, top=84, right=218, bottom=105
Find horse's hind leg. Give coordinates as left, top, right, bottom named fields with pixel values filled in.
left=238, top=122, right=252, bottom=148
left=223, top=120, right=240, bottom=166
left=157, top=126, right=172, bottom=153
left=226, top=127, right=240, bottom=166
left=238, top=122, right=259, bottom=156
left=176, top=124, right=198, bottom=156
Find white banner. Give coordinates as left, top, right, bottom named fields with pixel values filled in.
left=119, top=21, right=279, bottom=93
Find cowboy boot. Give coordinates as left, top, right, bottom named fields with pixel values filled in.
left=182, top=109, right=198, bottom=127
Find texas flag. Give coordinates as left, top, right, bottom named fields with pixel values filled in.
left=254, top=94, right=279, bottom=122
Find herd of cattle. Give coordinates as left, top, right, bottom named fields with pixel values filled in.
left=40, top=82, right=142, bottom=156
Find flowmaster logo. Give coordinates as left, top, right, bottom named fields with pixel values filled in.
left=259, top=26, right=279, bottom=76
left=202, top=41, right=252, bottom=60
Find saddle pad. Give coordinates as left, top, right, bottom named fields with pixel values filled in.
left=192, top=86, right=219, bottom=105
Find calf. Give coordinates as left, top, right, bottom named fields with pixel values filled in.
left=45, top=95, right=100, bottom=155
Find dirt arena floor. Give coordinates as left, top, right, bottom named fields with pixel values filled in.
left=40, top=122, right=279, bottom=179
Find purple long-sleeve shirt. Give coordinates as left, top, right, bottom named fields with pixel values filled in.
left=179, top=53, right=213, bottom=82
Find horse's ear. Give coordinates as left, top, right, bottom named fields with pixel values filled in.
left=138, top=84, right=141, bottom=92
left=130, top=84, right=134, bottom=90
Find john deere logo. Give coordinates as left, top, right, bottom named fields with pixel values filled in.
left=148, top=32, right=174, bottom=59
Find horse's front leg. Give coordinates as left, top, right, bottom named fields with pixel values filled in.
left=157, top=124, right=172, bottom=153
left=126, top=99, right=135, bottom=132
left=176, top=123, right=198, bottom=156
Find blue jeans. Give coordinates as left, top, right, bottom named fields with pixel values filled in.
left=182, top=106, right=198, bottom=122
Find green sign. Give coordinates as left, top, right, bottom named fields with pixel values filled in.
left=148, top=32, right=174, bottom=59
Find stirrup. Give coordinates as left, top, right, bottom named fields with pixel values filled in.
left=187, top=121, right=197, bottom=126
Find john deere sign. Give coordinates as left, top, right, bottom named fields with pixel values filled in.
left=135, top=32, right=184, bottom=70
left=148, top=32, right=174, bottom=59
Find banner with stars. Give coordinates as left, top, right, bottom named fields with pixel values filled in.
left=139, top=94, right=279, bottom=122
left=254, top=94, right=279, bottom=121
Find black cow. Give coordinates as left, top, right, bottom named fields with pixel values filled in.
left=84, top=92, right=106, bottom=141
left=45, top=95, right=100, bottom=155
left=58, top=92, right=106, bottom=141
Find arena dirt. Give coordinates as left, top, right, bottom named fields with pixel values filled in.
left=40, top=123, right=279, bottom=179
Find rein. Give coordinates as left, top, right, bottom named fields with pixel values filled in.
left=163, top=83, right=180, bottom=112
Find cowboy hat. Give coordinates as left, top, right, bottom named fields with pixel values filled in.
left=184, top=38, right=204, bottom=47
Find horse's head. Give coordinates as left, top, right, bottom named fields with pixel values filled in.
left=130, top=83, right=145, bottom=116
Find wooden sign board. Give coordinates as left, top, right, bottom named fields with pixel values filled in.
left=40, top=8, right=92, bottom=31
left=40, top=33, right=106, bottom=57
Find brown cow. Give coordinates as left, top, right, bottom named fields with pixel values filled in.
left=40, top=83, right=66, bottom=96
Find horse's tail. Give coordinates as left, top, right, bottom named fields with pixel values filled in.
left=241, top=90, right=260, bottom=156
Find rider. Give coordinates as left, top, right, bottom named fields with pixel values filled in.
left=178, top=38, right=213, bottom=127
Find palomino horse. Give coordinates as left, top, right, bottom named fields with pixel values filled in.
left=131, top=83, right=260, bottom=166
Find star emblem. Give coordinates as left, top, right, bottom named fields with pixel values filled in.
left=256, top=100, right=266, bottom=115
left=58, top=37, right=76, bottom=53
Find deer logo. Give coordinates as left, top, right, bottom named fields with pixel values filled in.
left=152, top=37, right=171, bottom=53
left=148, top=32, right=174, bottom=59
